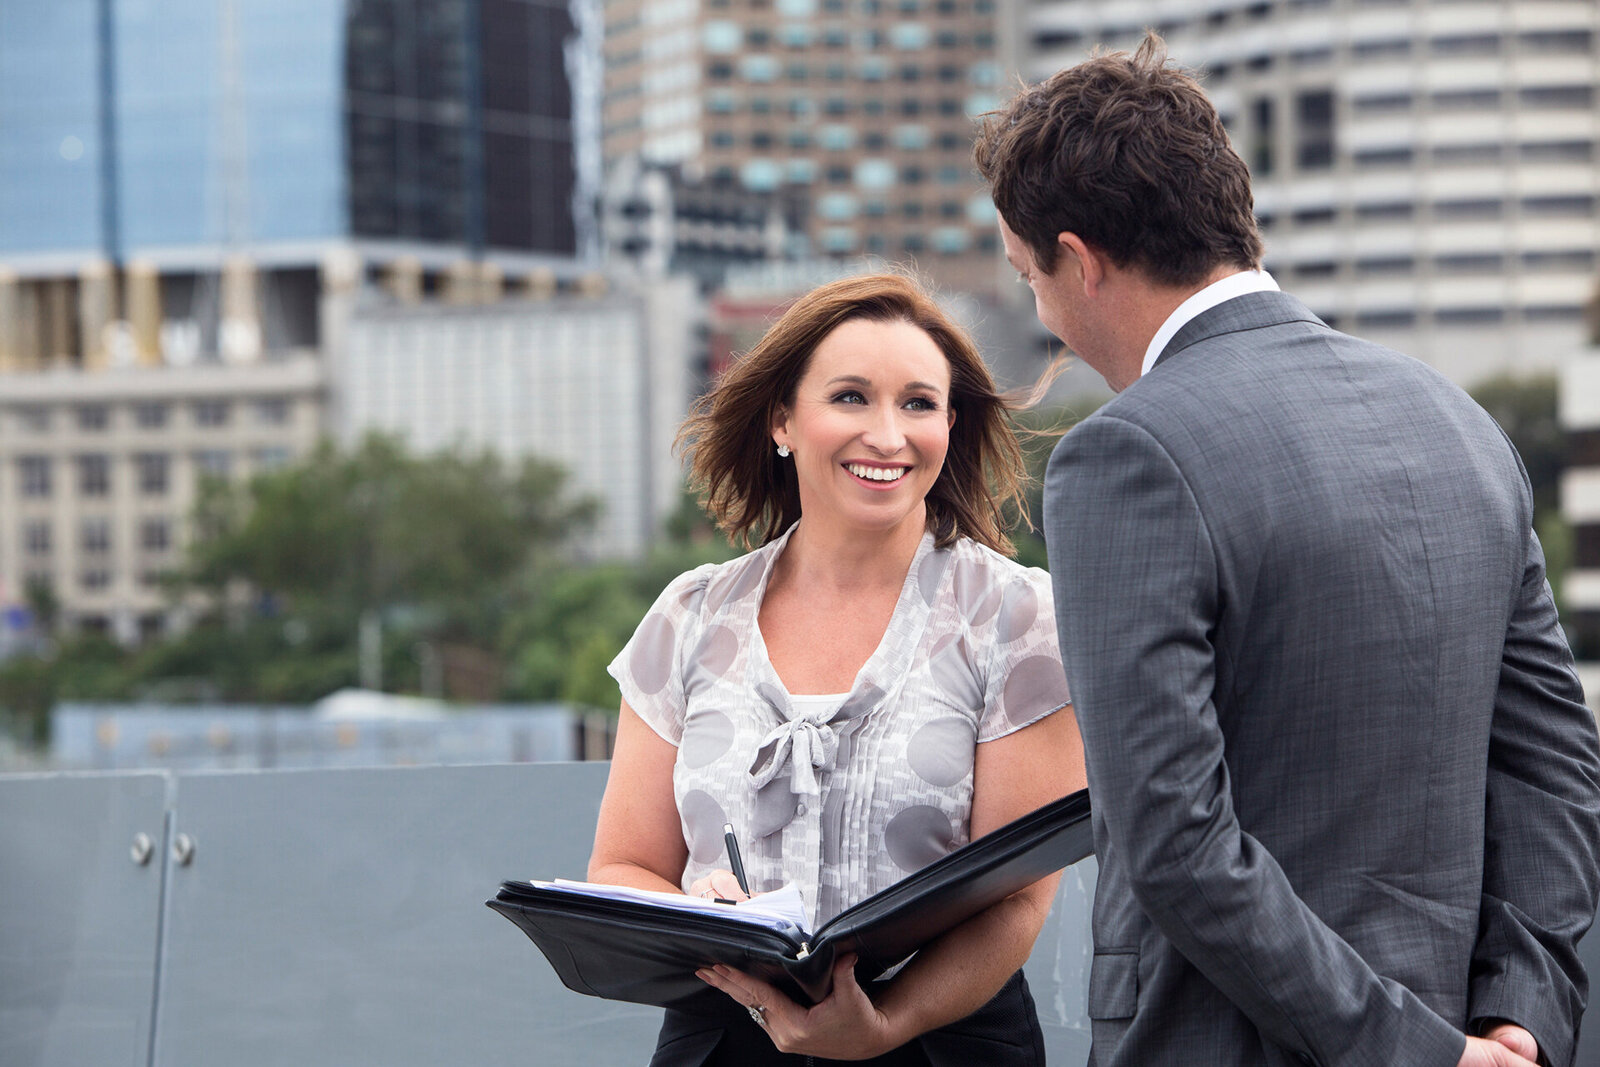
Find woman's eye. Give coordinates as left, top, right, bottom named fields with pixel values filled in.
left=831, top=391, right=866, bottom=404
left=905, top=397, right=938, bottom=412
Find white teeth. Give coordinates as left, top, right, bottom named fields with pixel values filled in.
left=847, top=463, right=907, bottom=482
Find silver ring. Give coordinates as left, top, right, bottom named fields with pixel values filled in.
left=701, top=888, right=714, bottom=899
left=746, top=1004, right=766, bottom=1027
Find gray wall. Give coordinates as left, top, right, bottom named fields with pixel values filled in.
left=0, top=763, right=1090, bottom=1066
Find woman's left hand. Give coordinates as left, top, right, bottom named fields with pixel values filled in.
left=696, top=954, right=902, bottom=1061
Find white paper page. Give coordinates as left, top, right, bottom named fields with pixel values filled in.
left=532, top=878, right=811, bottom=939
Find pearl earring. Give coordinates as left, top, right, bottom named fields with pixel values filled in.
left=776, top=444, right=791, bottom=458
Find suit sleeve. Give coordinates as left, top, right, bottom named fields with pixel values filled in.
left=1467, top=526, right=1600, bottom=1067
left=1045, top=414, right=1466, bottom=1066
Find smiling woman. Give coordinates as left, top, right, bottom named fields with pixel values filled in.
left=584, top=272, right=1085, bottom=1067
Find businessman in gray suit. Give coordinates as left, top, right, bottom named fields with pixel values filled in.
left=976, top=35, right=1600, bottom=1067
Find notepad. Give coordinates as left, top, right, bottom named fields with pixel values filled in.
left=487, top=789, right=1093, bottom=1012
left=533, top=879, right=809, bottom=939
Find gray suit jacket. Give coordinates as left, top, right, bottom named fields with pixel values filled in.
left=1043, top=291, right=1600, bottom=1066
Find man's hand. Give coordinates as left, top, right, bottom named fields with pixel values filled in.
left=1458, top=1030, right=1539, bottom=1067
left=1483, top=1022, right=1539, bottom=1063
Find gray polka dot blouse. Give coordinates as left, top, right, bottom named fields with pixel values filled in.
left=608, top=523, right=1071, bottom=926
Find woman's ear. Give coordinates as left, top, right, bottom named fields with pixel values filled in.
left=771, top=407, right=791, bottom=452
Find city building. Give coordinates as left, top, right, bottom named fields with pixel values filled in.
left=0, top=358, right=323, bottom=644
left=1024, top=0, right=1600, bottom=387
left=600, top=0, right=1019, bottom=296
left=1562, top=339, right=1600, bottom=708
left=337, top=275, right=700, bottom=560
left=0, top=0, right=600, bottom=640
left=601, top=157, right=799, bottom=293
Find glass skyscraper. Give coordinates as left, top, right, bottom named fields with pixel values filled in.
left=0, top=0, right=581, bottom=259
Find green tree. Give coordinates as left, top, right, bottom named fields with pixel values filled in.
left=1469, top=373, right=1571, bottom=608
left=165, top=433, right=597, bottom=701
left=1469, top=374, right=1564, bottom=518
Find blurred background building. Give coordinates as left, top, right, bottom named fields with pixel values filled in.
left=1026, top=0, right=1600, bottom=386
left=1565, top=342, right=1600, bottom=698
left=598, top=0, right=1019, bottom=297
left=0, top=0, right=701, bottom=642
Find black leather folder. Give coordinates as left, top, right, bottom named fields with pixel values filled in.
left=486, top=789, right=1091, bottom=1013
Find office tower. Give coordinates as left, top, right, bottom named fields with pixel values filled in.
left=1025, top=0, right=1600, bottom=387
left=1563, top=337, right=1600, bottom=707
left=600, top=0, right=1017, bottom=296
left=0, top=0, right=596, bottom=641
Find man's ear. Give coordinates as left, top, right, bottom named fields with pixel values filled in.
left=1057, top=232, right=1105, bottom=296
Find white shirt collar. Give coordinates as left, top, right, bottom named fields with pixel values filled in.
left=1140, top=269, right=1280, bottom=378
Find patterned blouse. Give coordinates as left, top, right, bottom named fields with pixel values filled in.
left=608, top=523, right=1070, bottom=926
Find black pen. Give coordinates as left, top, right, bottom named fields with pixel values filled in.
left=723, top=822, right=751, bottom=896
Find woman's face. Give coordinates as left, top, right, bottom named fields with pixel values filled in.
left=772, top=317, right=955, bottom=538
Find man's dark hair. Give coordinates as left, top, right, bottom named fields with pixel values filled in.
left=974, top=33, right=1263, bottom=287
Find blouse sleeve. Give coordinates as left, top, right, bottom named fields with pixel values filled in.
left=606, top=566, right=713, bottom=745
left=977, top=564, right=1072, bottom=743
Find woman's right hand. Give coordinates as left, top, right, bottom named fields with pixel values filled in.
left=687, top=868, right=750, bottom=902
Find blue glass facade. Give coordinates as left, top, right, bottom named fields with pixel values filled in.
left=115, top=0, right=346, bottom=249
left=0, top=2, right=105, bottom=253
left=0, top=0, right=576, bottom=258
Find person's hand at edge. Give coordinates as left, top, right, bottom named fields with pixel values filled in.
left=696, top=954, right=900, bottom=1060
left=1482, top=1021, right=1540, bottom=1064
left=1458, top=1032, right=1539, bottom=1067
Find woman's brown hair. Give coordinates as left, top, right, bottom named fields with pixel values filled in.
left=678, top=272, right=1044, bottom=556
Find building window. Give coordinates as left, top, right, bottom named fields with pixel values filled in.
left=14, top=406, right=50, bottom=433
left=1355, top=256, right=1414, bottom=276
left=1295, top=91, right=1334, bottom=171
left=1522, top=250, right=1596, bottom=273
left=1435, top=253, right=1504, bottom=274
left=1355, top=310, right=1417, bottom=330
left=140, top=518, right=171, bottom=553
left=1351, top=38, right=1411, bottom=61
left=81, top=518, right=111, bottom=555
left=1434, top=198, right=1502, bottom=221
left=23, top=520, right=51, bottom=556
left=77, top=454, right=111, bottom=497
left=1354, top=146, right=1414, bottom=168
left=1519, top=30, right=1593, bottom=55
left=1432, top=143, right=1504, bottom=166
left=18, top=456, right=51, bottom=498
left=1518, top=85, right=1595, bottom=110
left=1432, top=89, right=1500, bottom=111
left=81, top=570, right=112, bottom=592
left=1520, top=140, right=1593, bottom=163
left=76, top=405, right=109, bottom=431
left=255, top=398, right=291, bottom=425
left=1436, top=307, right=1505, bottom=326
left=194, top=400, right=231, bottom=427
left=253, top=447, right=292, bottom=471
left=1352, top=91, right=1412, bottom=114
left=1521, top=195, right=1594, bottom=218
left=195, top=450, right=232, bottom=479
left=136, top=453, right=170, bottom=495
left=1430, top=34, right=1500, bottom=58
left=1356, top=202, right=1414, bottom=222
left=134, top=402, right=169, bottom=428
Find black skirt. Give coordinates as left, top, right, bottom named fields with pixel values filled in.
left=648, top=969, right=1045, bottom=1067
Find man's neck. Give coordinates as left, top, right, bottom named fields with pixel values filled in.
left=1100, top=265, right=1240, bottom=392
